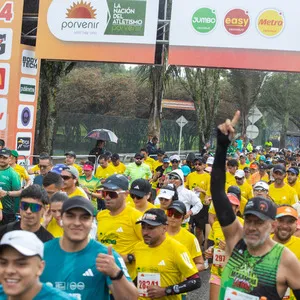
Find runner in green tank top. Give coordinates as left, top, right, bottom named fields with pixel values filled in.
left=211, top=111, right=300, bottom=300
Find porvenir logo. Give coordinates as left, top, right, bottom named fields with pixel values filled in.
left=257, top=9, right=284, bottom=37
left=61, top=1, right=99, bottom=30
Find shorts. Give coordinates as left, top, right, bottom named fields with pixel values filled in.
left=190, top=205, right=209, bottom=230
left=209, top=274, right=221, bottom=286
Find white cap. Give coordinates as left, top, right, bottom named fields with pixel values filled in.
left=235, top=170, right=245, bottom=178
left=206, top=157, right=214, bottom=165
left=170, top=154, right=180, bottom=162
left=254, top=181, right=269, bottom=191
left=0, top=231, right=44, bottom=259
left=158, top=189, right=175, bottom=200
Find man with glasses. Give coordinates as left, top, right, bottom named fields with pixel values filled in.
left=124, top=153, right=152, bottom=184
left=253, top=180, right=270, bottom=199
left=133, top=208, right=201, bottom=299
left=96, top=174, right=143, bottom=279
left=0, top=184, right=53, bottom=242
left=269, top=164, right=298, bottom=206
left=167, top=154, right=181, bottom=172
left=33, top=155, right=53, bottom=186
left=234, top=170, right=253, bottom=201
left=0, top=148, right=21, bottom=225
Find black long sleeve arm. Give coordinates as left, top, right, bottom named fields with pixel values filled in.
left=210, top=129, right=236, bottom=227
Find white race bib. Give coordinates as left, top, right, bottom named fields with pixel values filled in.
left=213, top=249, right=226, bottom=267
left=137, top=272, right=161, bottom=297
left=224, top=287, right=259, bottom=299
left=283, top=287, right=290, bottom=299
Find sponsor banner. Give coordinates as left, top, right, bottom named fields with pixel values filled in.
left=0, top=97, right=7, bottom=130
left=17, top=105, right=34, bottom=129
left=19, top=77, right=37, bottom=102
left=36, top=0, right=159, bottom=63
left=169, top=0, right=300, bottom=71
left=15, top=131, right=32, bottom=155
left=21, top=49, right=38, bottom=75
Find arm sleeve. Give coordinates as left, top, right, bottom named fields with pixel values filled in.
left=189, top=191, right=203, bottom=215
left=166, top=273, right=201, bottom=295
left=210, top=129, right=236, bottom=227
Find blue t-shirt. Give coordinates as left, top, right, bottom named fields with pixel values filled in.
left=0, top=283, right=73, bottom=299
left=41, top=238, right=131, bottom=299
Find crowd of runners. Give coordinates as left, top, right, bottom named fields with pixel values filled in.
left=0, top=111, right=300, bottom=299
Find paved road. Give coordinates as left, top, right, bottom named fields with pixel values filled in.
left=187, top=269, right=210, bottom=300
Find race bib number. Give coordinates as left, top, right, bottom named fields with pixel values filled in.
left=213, top=249, right=226, bottom=267
left=137, top=272, right=160, bottom=297
left=224, top=287, right=259, bottom=299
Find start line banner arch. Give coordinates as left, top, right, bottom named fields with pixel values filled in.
left=36, top=0, right=160, bottom=64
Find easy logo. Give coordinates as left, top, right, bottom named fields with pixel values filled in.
left=224, top=9, right=250, bottom=35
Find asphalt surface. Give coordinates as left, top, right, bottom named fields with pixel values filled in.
left=187, top=269, right=210, bottom=300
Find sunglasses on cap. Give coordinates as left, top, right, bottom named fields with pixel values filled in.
left=61, top=175, right=73, bottom=181
left=254, top=187, right=268, bottom=192
left=168, top=174, right=181, bottom=180
left=102, top=190, right=126, bottom=199
left=20, top=201, right=43, bottom=213
left=171, top=160, right=179, bottom=163
left=166, top=209, right=184, bottom=219
left=235, top=177, right=244, bottom=180
left=130, top=194, right=143, bottom=200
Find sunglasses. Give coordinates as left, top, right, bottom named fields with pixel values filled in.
left=102, top=190, right=126, bottom=199
left=135, top=157, right=143, bottom=160
left=39, top=164, right=50, bottom=169
left=194, top=163, right=203, bottom=166
left=159, top=198, right=171, bottom=202
left=130, top=194, right=143, bottom=200
left=20, top=201, right=43, bottom=213
left=235, top=177, right=244, bottom=180
left=171, top=160, right=179, bottom=163
left=168, top=175, right=181, bottom=180
left=166, top=209, right=183, bottom=219
left=254, top=188, right=268, bottom=192
left=61, top=175, right=73, bottom=181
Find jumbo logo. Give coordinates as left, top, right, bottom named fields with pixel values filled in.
left=257, top=9, right=284, bottom=37
left=224, top=9, right=250, bottom=35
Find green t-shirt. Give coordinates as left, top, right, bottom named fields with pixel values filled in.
left=78, top=175, right=101, bottom=209
left=0, top=167, right=21, bottom=214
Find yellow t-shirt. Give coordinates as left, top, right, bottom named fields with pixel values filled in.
left=238, top=162, right=249, bottom=170
left=289, top=181, right=300, bottom=200
left=209, top=196, right=247, bottom=215
left=129, top=201, right=155, bottom=213
left=68, top=187, right=89, bottom=199
left=153, top=160, right=163, bottom=170
left=13, top=164, right=30, bottom=182
left=144, top=157, right=156, bottom=172
left=269, top=183, right=298, bottom=206
left=110, top=162, right=126, bottom=174
left=46, top=218, right=63, bottom=238
left=246, top=175, right=252, bottom=185
left=208, top=217, right=244, bottom=277
left=167, top=228, right=202, bottom=259
left=226, top=172, right=236, bottom=187
left=96, top=205, right=143, bottom=278
left=238, top=181, right=254, bottom=201
left=185, top=172, right=210, bottom=202
left=133, top=236, right=198, bottom=300
left=29, top=164, right=40, bottom=174
left=0, top=201, right=3, bottom=210
left=72, top=163, right=83, bottom=176
left=95, top=164, right=116, bottom=180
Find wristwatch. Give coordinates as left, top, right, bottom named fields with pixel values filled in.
left=110, top=269, right=124, bottom=281
left=127, top=254, right=135, bottom=264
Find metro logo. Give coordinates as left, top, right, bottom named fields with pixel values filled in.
left=257, top=9, right=284, bottom=37
left=258, top=19, right=283, bottom=26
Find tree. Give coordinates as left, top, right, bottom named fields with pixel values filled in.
left=259, top=72, right=300, bottom=148
left=35, top=61, right=75, bottom=154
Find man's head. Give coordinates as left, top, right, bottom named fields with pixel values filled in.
left=243, top=197, right=277, bottom=249
left=130, top=179, right=151, bottom=206
left=287, top=167, right=299, bottom=185
left=136, top=209, right=168, bottom=247
left=253, top=181, right=269, bottom=198
left=140, top=148, right=148, bottom=159
left=234, top=170, right=245, bottom=186
left=168, top=169, right=184, bottom=188
left=9, top=150, right=18, bottom=165
left=0, top=231, right=44, bottom=298
left=227, top=193, right=240, bottom=214
left=134, top=153, right=144, bottom=166
left=111, top=153, right=120, bottom=166
left=248, top=152, right=254, bottom=162
left=64, top=151, right=76, bottom=166
left=166, top=201, right=186, bottom=229
left=38, top=155, right=52, bottom=176
left=0, top=148, right=11, bottom=169
left=0, top=139, right=5, bottom=149
left=49, top=192, right=68, bottom=225
left=239, top=154, right=246, bottom=164
left=158, top=184, right=178, bottom=210
left=101, top=174, right=129, bottom=213
left=96, top=140, right=105, bottom=148
left=20, top=185, right=48, bottom=230
left=170, top=155, right=180, bottom=170
left=274, top=205, right=298, bottom=243
left=152, top=136, right=158, bottom=145
left=61, top=196, right=94, bottom=244
left=243, top=167, right=250, bottom=178
left=98, top=154, right=109, bottom=169
left=250, top=162, right=258, bottom=174
left=61, top=166, right=79, bottom=191
left=227, top=186, right=241, bottom=200
left=227, top=159, right=238, bottom=175
left=194, top=158, right=206, bottom=172
left=42, top=171, right=63, bottom=199
left=206, top=156, right=214, bottom=167
left=273, top=164, right=286, bottom=185
left=259, top=163, right=268, bottom=175
left=156, top=149, right=165, bottom=162
left=82, top=161, right=94, bottom=177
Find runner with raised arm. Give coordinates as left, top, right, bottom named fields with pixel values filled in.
left=211, top=111, right=300, bottom=300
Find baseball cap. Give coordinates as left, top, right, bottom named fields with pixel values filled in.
left=273, top=164, right=286, bottom=174
left=170, top=154, right=180, bottom=162
left=287, top=167, right=299, bottom=176
left=276, top=206, right=298, bottom=220
left=168, top=201, right=187, bottom=215
left=134, top=153, right=144, bottom=159
left=235, top=170, right=245, bottom=178
left=158, top=188, right=175, bottom=200
left=0, top=148, right=11, bottom=157
left=0, top=231, right=43, bottom=259
left=136, top=208, right=167, bottom=226
left=65, top=151, right=76, bottom=158
left=259, top=155, right=266, bottom=162
left=61, top=196, right=94, bottom=216
left=244, top=197, right=277, bottom=220
left=227, top=193, right=240, bottom=207
left=163, top=157, right=170, bottom=163
left=10, top=150, right=19, bottom=158
left=259, top=163, right=268, bottom=171
left=181, top=165, right=191, bottom=177
left=227, top=186, right=241, bottom=200
left=83, top=163, right=94, bottom=171
left=239, top=154, right=246, bottom=158
left=250, top=163, right=258, bottom=169
left=63, top=166, right=79, bottom=179
left=206, top=157, right=214, bottom=165
left=111, top=153, right=120, bottom=161
left=253, top=181, right=269, bottom=191
left=51, top=164, right=66, bottom=175
left=130, top=179, right=151, bottom=197
left=102, top=174, right=129, bottom=191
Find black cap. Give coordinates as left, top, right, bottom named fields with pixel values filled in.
left=227, top=186, right=241, bottom=200
left=130, top=179, right=151, bottom=197
left=134, top=153, right=144, bottom=159
left=136, top=208, right=167, bottom=226
left=62, top=196, right=94, bottom=216
left=243, top=167, right=250, bottom=172
left=0, top=148, right=11, bottom=157
left=244, top=197, right=277, bottom=221
left=168, top=201, right=186, bottom=215
left=194, top=157, right=206, bottom=164
left=259, top=163, right=268, bottom=170
left=65, top=151, right=76, bottom=158
left=102, top=174, right=129, bottom=191
left=273, top=164, right=286, bottom=174
left=111, top=153, right=120, bottom=161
